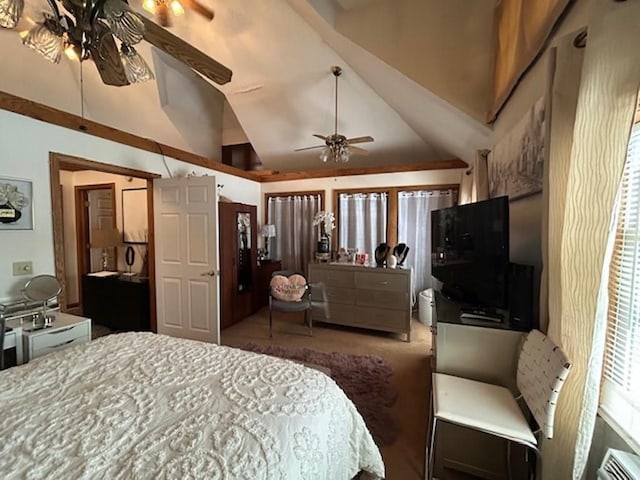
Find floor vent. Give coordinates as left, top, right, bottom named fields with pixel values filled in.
left=598, top=449, right=640, bottom=480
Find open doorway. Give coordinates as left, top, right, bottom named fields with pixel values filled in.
left=49, top=152, right=160, bottom=332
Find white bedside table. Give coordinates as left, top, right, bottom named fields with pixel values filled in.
left=22, top=313, right=91, bottom=362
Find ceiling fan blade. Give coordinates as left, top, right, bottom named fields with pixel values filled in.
left=141, top=16, right=232, bottom=85
left=349, top=145, right=369, bottom=155
left=294, top=145, right=325, bottom=152
left=89, top=25, right=129, bottom=86
left=313, top=134, right=328, bottom=141
left=181, top=0, right=215, bottom=21
left=346, top=136, right=374, bottom=145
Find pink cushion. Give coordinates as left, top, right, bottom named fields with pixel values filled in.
left=270, top=274, right=307, bottom=302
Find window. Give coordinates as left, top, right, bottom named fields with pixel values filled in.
left=600, top=119, right=640, bottom=447
left=337, top=191, right=388, bottom=259
left=265, top=191, right=324, bottom=273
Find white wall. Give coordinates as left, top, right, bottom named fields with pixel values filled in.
left=0, top=109, right=261, bottom=303
left=490, top=1, right=592, bottom=323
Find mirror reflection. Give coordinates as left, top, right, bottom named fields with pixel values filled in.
left=237, top=212, right=252, bottom=292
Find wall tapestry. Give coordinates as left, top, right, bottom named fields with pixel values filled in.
left=0, top=178, right=33, bottom=230
left=488, top=96, right=546, bottom=200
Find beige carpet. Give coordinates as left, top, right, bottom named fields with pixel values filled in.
left=221, top=307, right=432, bottom=480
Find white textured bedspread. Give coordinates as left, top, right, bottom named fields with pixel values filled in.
left=0, top=332, right=384, bottom=479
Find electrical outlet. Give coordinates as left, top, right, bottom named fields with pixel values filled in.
left=13, top=261, right=33, bottom=276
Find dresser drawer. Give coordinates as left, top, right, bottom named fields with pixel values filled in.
left=322, top=287, right=356, bottom=305
left=355, top=306, right=408, bottom=332
left=312, top=303, right=356, bottom=323
left=356, top=289, right=408, bottom=309
left=355, top=271, right=408, bottom=292
left=310, top=268, right=355, bottom=288
left=31, top=335, right=89, bottom=360
left=29, top=322, right=90, bottom=352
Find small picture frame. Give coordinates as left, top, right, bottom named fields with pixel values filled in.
left=0, top=177, right=33, bottom=230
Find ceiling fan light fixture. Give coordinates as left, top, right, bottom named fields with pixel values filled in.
left=120, top=43, right=154, bottom=84
left=170, top=0, right=185, bottom=17
left=103, top=0, right=145, bottom=45
left=22, top=20, right=64, bottom=64
left=320, top=146, right=331, bottom=163
left=0, top=0, right=23, bottom=29
left=64, top=43, right=79, bottom=61
left=142, top=0, right=157, bottom=13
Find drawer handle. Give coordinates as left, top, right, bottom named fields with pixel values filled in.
left=50, top=338, right=77, bottom=349
left=48, top=326, right=75, bottom=334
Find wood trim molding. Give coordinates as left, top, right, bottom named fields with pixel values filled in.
left=50, top=152, right=158, bottom=332
left=0, top=90, right=258, bottom=181
left=257, top=160, right=468, bottom=183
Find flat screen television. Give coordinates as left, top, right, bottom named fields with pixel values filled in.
left=431, top=196, right=510, bottom=310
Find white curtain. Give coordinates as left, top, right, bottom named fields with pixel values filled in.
left=338, top=193, right=387, bottom=260
left=267, top=194, right=320, bottom=274
left=398, top=190, right=457, bottom=298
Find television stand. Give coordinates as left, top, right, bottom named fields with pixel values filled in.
left=460, top=312, right=503, bottom=323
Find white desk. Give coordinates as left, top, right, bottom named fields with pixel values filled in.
left=4, top=312, right=91, bottom=365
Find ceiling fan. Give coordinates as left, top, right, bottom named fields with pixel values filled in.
left=0, top=0, right=231, bottom=87
left=295, top=65, right=374, bottom=163
left=142, top=0, right=214, bottom=27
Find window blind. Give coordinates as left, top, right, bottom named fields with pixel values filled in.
left=601, top=119, right=640, bottom=447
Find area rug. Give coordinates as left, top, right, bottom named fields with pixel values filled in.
left=237, top=343, right=400, bottom=446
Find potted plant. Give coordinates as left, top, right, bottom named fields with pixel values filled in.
left=313, top=211, right=335, bottom=254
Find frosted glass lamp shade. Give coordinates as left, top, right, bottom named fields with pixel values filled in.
left=103, top=0, right=145, bottom=45
left=120, top=43, right=154, bottom=84
left=0, top=0, right=23, bottom=29
left=22, top=22, right=63, bottom=64
left=261, top=224, right=276, bottom=238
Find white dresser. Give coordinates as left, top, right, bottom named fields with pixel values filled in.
left=308, top=263, right=412, bottom=341
left=19, top=313, right=92, bottom=362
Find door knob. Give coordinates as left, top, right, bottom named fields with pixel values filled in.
left=200, top=270, right=217, bottom=277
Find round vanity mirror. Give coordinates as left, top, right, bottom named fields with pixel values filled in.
left=22, top=275, right=62, bottom=328
left=23, top=275, right=62, bottom=302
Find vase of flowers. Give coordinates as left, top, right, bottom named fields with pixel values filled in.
left=313, top=211, right=335, bottom=254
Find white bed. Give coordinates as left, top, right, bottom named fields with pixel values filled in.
left=0, top=332, right=384, bottom=479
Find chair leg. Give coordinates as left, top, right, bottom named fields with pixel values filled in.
left=428, top=418, right=437, bottom=480
left=307, top=309, right=312, bottom=337
left=427, top=395, right=437, bottom=480
left=269, top=309, right=273, bottom=339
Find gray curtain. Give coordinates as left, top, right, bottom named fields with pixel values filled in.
left=338, top=192, right=388, bottom=261
left=398, top=190, right=457, bottom=298
left=267, top=194, right=320, bottom=274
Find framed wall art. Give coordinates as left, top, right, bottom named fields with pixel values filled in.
left=122, top=187, right=148, bottom=243
left=0, top=177, right=33, bottom=230
left=488, top=96, right=546, bottom=201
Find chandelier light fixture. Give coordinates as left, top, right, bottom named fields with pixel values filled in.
left=0, top=0, right=154, bottom=84
left=295, top=66, right=374, bottom=163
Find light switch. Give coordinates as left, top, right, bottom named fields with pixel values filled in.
left=12, top=261, right=33, bottom=276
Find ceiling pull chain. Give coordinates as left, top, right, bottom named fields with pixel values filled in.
left=79, top=62, right=87, bottom=131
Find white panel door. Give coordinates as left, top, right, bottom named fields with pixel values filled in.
left=153, top=176, right=219, bottom=344
left=88, top=188, right=115, bottom=271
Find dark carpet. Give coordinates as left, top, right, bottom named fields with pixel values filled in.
left=238, top=342, right=400, bottom=446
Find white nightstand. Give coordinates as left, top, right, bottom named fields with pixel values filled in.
left=22, top=313, right=91, bottom=362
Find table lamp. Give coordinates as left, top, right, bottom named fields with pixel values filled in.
left=261, top=224, right=276, bottom=260
left=91, top=228, right=122, bottom=271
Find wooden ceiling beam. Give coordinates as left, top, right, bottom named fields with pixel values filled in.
left=256, top=159, right=468, bottom=182
left=141, top=17, right=232, bottom=85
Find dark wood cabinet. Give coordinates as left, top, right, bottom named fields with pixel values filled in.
left=82, top=274, right=150, bottom=331
left=219, top=202, right=258, bottom=329
left=255, top=260, right=282, bottom=310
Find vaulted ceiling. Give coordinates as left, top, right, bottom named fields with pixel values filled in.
left=0, top=0, right=495, bottom=172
